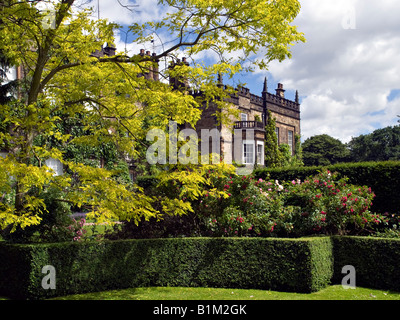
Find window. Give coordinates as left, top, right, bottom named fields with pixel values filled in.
left=242, top=141, right=254, bottom=164
left=257, top=141, right=264, bottom=165
left=241, top=113, right=248, bottom=122
left=275, top=127, right=280, bottom=144
left=288, top=130, right=294, bottom=155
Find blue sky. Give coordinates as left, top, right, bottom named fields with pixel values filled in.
left=84, top=0, right=400, bottom=143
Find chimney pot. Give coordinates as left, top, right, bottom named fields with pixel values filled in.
left=276, top=83, right=285, bottom=98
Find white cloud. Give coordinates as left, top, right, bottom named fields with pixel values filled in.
left=263, top=0, right=400, bottom=142
left=78, top=0, right=167, bottom=25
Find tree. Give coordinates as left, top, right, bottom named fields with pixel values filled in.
left=302, top=134, right=350, bottom=166
left=0, top=0, right=305, bottom=232
left=347, top=125, right=400, bottom=162
left=264, top=110, right=282, bottom=168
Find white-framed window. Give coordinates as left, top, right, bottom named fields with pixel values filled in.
left=240, top=113, right=248, bottom=122
left=45, top=158, right=63, bottom=176
left=242, top=140, right=254, bottom=165
left=288, top=130, right=294, bottom=155
left=257, top=141, right=264, bottom=165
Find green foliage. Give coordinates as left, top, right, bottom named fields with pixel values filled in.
left=0, top=237, right=333, bottom=299
left=1, top=187, right=73, bottom=243
left=302, top=134, right=350, bottom=166
left=198, top=170, right=382, bottom=237
left=264, top=110, right=282, bottom=168
left=282, top=170, right=380, bottom=236
left=332, top=236, right=400, bottom=292
left=0, top=0, right=305, bottom=232
left=131, top=169, right=384, bottom=239
left=254, top=161, right=400, bottom=214
left=3, top=236, right=400, bottom=299
left=347, top=125, right=400, bottom=162
left=111, top=162, right=237, bottom=239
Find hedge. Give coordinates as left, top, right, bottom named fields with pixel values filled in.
left=0, top=237, right=333, bottom=299
left=332, top=236, right=400, bottom=291
left=2, top=236, right=400, bottom=300
left=254, top=161, right=400, bottom=214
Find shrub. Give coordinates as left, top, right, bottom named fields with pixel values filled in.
left=332, top=236, right=400, bottom=291
left=120, top=169, right=386, bottom=239
left=281, top=170, right=384, bottom=236
left=254, top=161, right=400, bottom=214
left=201, top=175, right=286, bottom=237
left=1, top=187, right=74, bottom=243
left=197, top=170, right=383, bottom=238
left=0, top=237, right=333, bottom=299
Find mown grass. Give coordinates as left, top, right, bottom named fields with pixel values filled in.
left=50, top=285, right=400, bottom=300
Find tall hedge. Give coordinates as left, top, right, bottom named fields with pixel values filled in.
left=332, top=236, right=400, bottom=291
left=0, top=237, right=333, bottom=299
left=254, top=161, right=400, bottom=214
left=2, top=236, right=400, bottom=299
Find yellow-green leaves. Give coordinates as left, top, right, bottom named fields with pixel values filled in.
left=65, top=161, right=158, bottom=225
left=155, top=0, right=305, bottom=67
left=0, top=155, right=55, bottom=231
left=157, top=162, right=237, bottom=216
left=0, top=0, right=305, bottom=231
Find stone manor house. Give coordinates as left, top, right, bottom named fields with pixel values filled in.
left=193, top=76, right=301, bottom=166
left=165, top=53, right=301, bottom=167
left=136, top=46, right=301, bottom=168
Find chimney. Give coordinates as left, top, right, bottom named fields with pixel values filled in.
left=138, top=49, right=159, bottom=81
left=145, top=51, right=153, bottom=80
left=103, top=43, right=116, bottom=56
left=181, top=57, right=189, bottom=66
left=169, top=57, right=190, bottom=90
left=276, top=83, right=285, bottom=98
left=152, top=52, right=159, bottom=81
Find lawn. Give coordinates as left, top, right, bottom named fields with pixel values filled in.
left=50, top=285, right=400, bottom=300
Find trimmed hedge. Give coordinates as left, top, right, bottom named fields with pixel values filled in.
left=2, top=236, right=400, bottom=300
left=254, top=161, right=400, bottom=214
left=332, top=236, right=400, bottom=291
left=0, top=237, right=333, bottom=299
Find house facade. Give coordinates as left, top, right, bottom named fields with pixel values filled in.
left=193, top=77, right=301, bottom=167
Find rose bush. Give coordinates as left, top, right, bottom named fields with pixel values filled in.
left=282, top=170, right=386, bottom=236
left=197, top=170, right=388, bottom=237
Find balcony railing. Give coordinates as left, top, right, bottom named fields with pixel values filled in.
left=234, top=121, right=265, bottom=130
